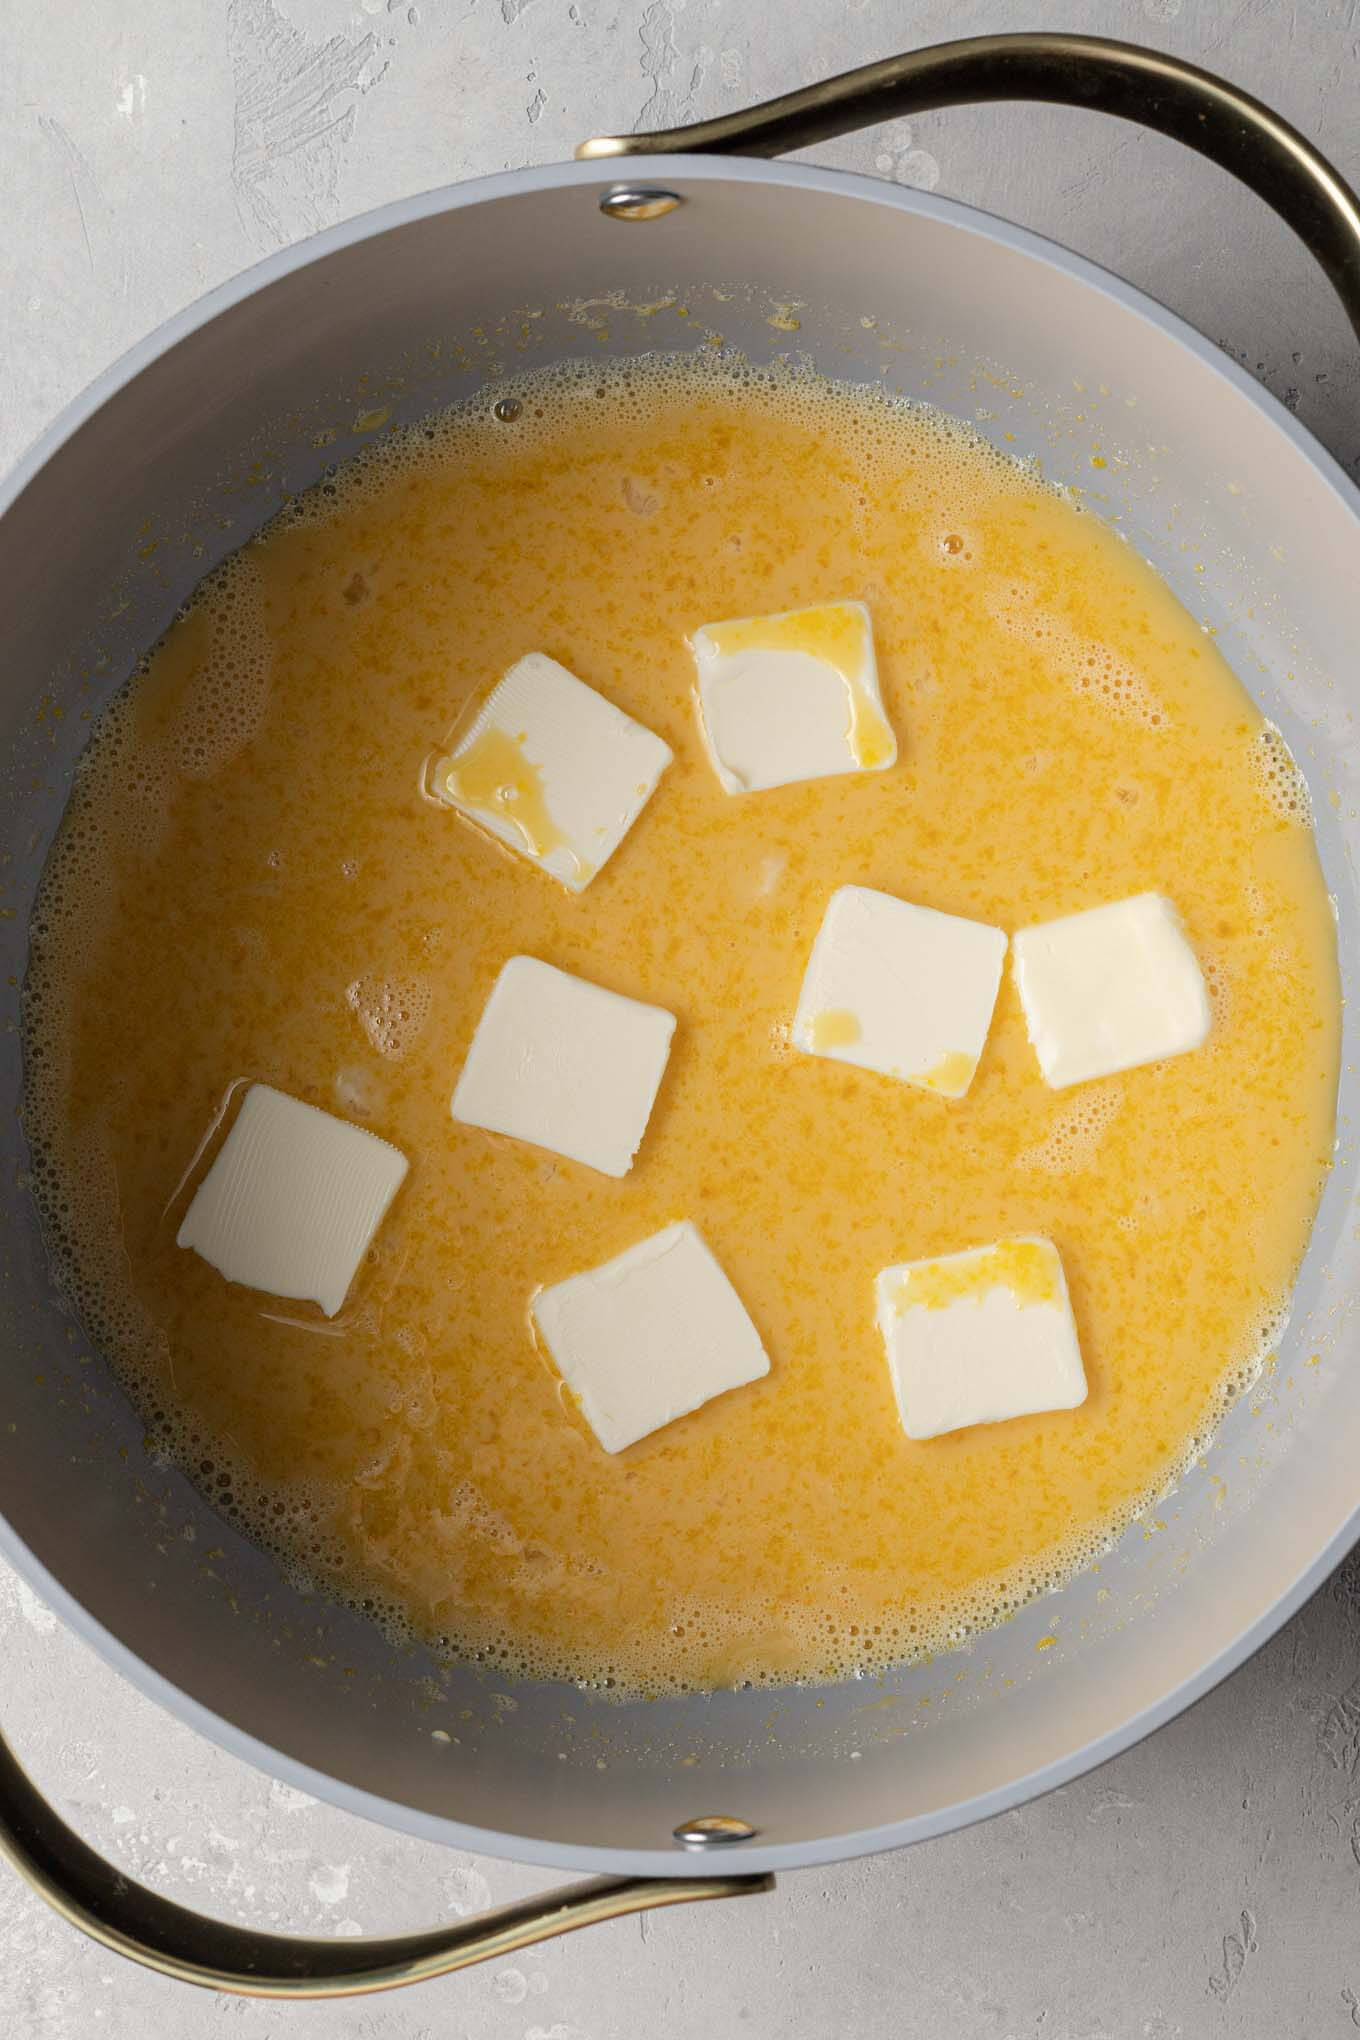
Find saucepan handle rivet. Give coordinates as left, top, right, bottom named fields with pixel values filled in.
left=672, top=1814, right=759, bottom=1847
left=599, top=187, right=683, bottom=222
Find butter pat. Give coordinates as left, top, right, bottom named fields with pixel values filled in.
left=532, top=1220, right=770, bottom=1453
left=431, top=652, right=672, bottom=891
left=793, top=884, right=1006, bottom=1097
left=1012, top=891, right=1211, bottom=1088
left=876, top=1237, right=1087, bottom=1440
left=452, top=956, right=675, bottom=1178
left=690, top=599, right=896, bottom=794
left=177, top=1083, right=408, bottom=1317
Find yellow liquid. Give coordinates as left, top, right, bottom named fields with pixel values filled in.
left=24, top=359, right=1338, bottom=1693
left=895, top=1240, right=1061, bottom=1314
left=438, top=727, right=573, bottom=869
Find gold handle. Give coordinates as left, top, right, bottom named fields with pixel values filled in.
left=578, top=30, right=1360, bottom=344
left=0, top=1722, right=771, bottom=1998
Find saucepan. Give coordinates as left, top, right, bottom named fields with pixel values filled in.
left=2, top=31, right=1359, bottom=1999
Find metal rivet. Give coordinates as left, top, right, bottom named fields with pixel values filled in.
left=599, top=187, right=683, bottom=223
left=672, top=1814, right=758, bottom=1848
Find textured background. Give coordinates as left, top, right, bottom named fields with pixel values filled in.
left=3, top=3, right=1360, bottom=2034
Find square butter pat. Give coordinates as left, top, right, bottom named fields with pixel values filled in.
left=177, top=1083, right=408, bottom=1318
left=533, top=1221, right=769, bottom=1453
left=793, top=884, right=1006, bottom=1097
left=452, top=956, right=675, bottom=1178
left=690, top=599, right=896, bottom=794
left=1012, top=891, right=1210, bottom=1089
left=432, top=652, right=672, bottom=891
left=877, top=1237, right=1087, bottom=1440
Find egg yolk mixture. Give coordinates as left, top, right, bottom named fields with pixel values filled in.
left=23, top=359, right=1339, bottom=1693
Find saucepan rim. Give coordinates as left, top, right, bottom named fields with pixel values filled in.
left=4, top=150, right=1359, bottom=1879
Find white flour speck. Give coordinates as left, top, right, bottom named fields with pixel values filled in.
left=443, top=1864, right=492, bottom=1914
left=15, top=1577, right=57, bottom=1633
left=894, top=148, right=940, bottom=191
left=115, top=73, right=147, bottom=122
left=309, top=1861, right=350, bottom=1906
left=269, top=1776, right=318, bottom=1814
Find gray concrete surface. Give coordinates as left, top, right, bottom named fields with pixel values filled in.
left=3, top=2, right=1360, bottom=2034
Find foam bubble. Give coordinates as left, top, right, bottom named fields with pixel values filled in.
left=989, top=580, right=1165, bottom=728
left=1200, top=951, right=1232, bottom=1026
left=926, top=518, right=981, bottom=568
left=345, top=973, right=432, bottom=1059
left=272, top=347, right=1031, bottom=561
left=1017, top=1083, right=1123, bottom=1174
left=168, top=560, right=272, bottom=779
left=1250, top=721, right=1312, bottom=825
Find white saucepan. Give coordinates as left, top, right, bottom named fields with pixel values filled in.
left=1, top=31, right=1358, bottom=1999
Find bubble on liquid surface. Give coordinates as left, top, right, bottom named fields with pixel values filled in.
left=345, top=973, right=432, bottom=1059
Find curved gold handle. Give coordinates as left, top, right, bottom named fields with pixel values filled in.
left=0, top=1722, right=771, bottom=1998
left=578, top=30, right=1360, bottom=344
